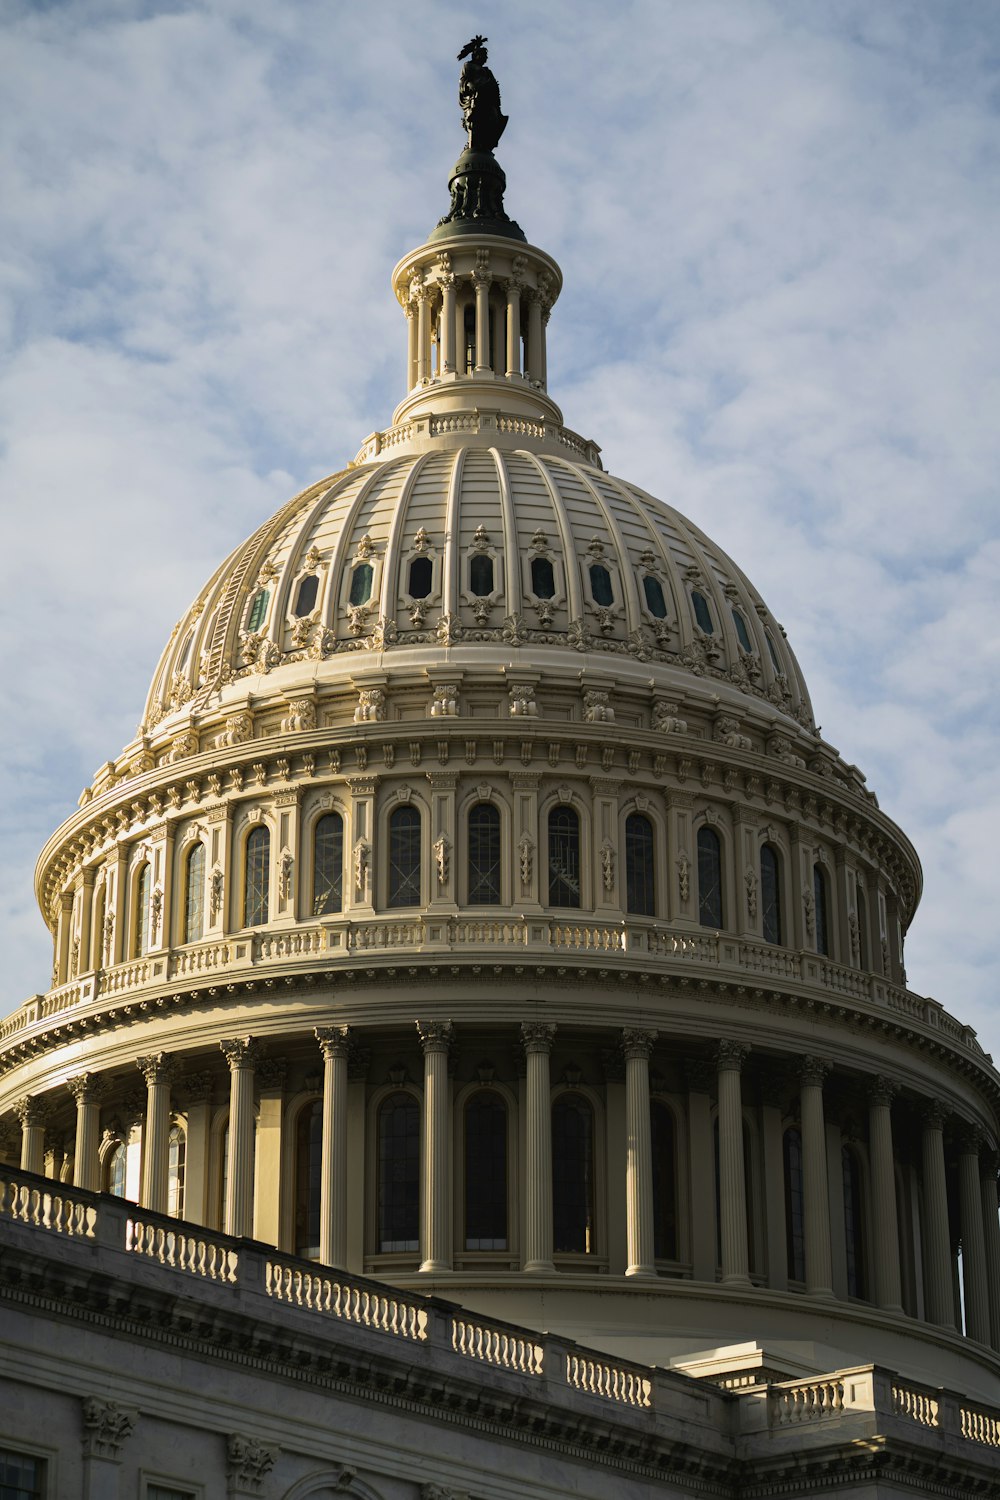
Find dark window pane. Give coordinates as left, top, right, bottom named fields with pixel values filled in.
left=313, top=813, right=344, bottom=915
left=244, top=827, right=270, bottom=927
left=531, top=556, right=555, bottom=599
left=814, top=863, right=830, bottom=956
left=107, top=1143, right=126, bottom=1197
left=760, top=844, right=781, bottom=945
left=465, top=1091, right=507, bottom=1248
left=247, top=588, right=269, bottom=631
left=651, top=1102, right=677, bottom=1259
left=134, top=863, right=150, bottom=957
left=295, top=1101, right=322, bottom=1257
left=548, top=806, right=581, bottom=908
left=378, top=1092, right=419, bottom=1251
left=388, top=806, right=421, bottom=907
left=784, top=1128, right=805, bottom=1281
left=470, top=554, right=494, bottom=596
left=692, top=590, right=714, bottom=634
left=0, top=1453, right=44, bottom=1500
left=643, top=575, right=668, bottom=618
left=625, top=813, right=655, bottom=916
left=856, top=881, right=869, bottom=970
left=765, top=631, right=781, bottom=672
left=408, top=556, right=433, bottom=598
left=732, top=607, right=753, bottom=652
left=589, top=563, right=613, bottom=606
left=468, top=802, right=501, bottom=905
left=184, top=842, right=205, bottom=944
left=349, top=563, right=373, bottom=606
left=552, top=1093, right=594, bottom=1253
left=167, top=1124, right=185, bottom=1218
left=843, top=1146, right=867, bottom=1299
left=697, top=826, right=723, bottom=929
left=293, top=573, right=319, bottom=617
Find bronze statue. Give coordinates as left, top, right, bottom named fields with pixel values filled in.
left=457, top=36, right=507, bottom=153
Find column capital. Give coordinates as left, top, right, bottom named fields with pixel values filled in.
left=416, top=1020, right=454, bottom=1054
left=958, top=1123, right=986, bottom=1157
left=715, top=1040, right=749, bottom=1074
left=81, top=1396, right=137, bottom=1461
left=921, top=1098, right=950, bottom=1131
left=220, top=1036, right=260, bottom=1072
left=226, top=1433, right=278, bottom=1492
left=67, top=1072, right=109, bottom=1105
left=13, top=1094, right=50, bottom=1128
left=866, top=1074, right=899, bottom=1108
left=520, top=1021, right=556, bottom=1055
left=799, top=1055, right=831, bottom=1088
left=315, top=1024, right=352, bottom=1061
left=621, top=1028, right=657, bottom=1062
left=136, top=1052, right=177, bottom=1087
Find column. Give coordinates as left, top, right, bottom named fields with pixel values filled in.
left=622, top=1029, right=657, bottom=1277
left=959, top=1129, right=990, bottom=1344
left=505, top=280, right=521, bottom=378
left=68, top=1072, right=104, bottom=1193
left=716, top=1041, right=751, bottom=1286
left=137, top=1053, right=175, bottom=1214
left=78, top=869, right=95, bottom=975
left=867, top=1075, right=903, bottom=1312
left=799, top=1056, right=833, bottom=1298
left=521, top=1022, right=556, bottom=1273
left=56, top=889, right=74, bottom=985
left=539, top=307, right=549, bottom=388
left=473, top=258, right=491, bottom=373
left=14, top=1096, right=46, bottom=1175
left=979, top=1150, right=1000, bottom=1352
left=220, top=1037, right=259, bottom=1238
left=416, top=290, right=430, bottom=384
left=417, top=1021, right=453, bottom=1273
left=316, top=1025, right=352, bottom=1268
left=406, top=303, right=417, bottom=389
left=440, top=277, right=456, bottom=374
left=921, top=1101, right=956, bottom=1329
left=525, top=289, right=543, bottom=384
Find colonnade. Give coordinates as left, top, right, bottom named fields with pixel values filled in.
left=405, top=264, right=549, bottom=391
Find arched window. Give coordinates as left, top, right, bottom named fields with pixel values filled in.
left=760, top=844, right=782, bottom=945
left=731, top=607, right=753, bottom=653
left=651, top=1102, right=677, bottom=1260
left=133, top=863, right=151, bottom=958
left=243, top=827, right=270, bottom=927
left=855, top=880, right=870, bottom=970
left=552, top=1093, right=594, bottom=1253
left=783, top=1127, right=805, bottom=1282
left=349, top=563, right=373, bottom=606
left=691, top=590, right=714, bottom=634
left=697, top=826, right=723, bottom=929
left=247, top=588, right=269, bottom=631
left=531, top=557, right=555, bottom=599
left=813, top=863, right=830, bottom=956
left=765, top=631, right=781, bottom=672
left=464, top=1092, right=507, bottom=1249
left=313, top=813, right=344, bottom=915
left=468, top=802, right=501, bottom=905
left=293, top=573, right=319, bottom=617
left=642, top=575, right=668, bottom=618
left=625, top=813, right=655, bottom=916
left=92, top=881, right=106, bottom=969
left=183, top=842, right=205, bottom=944
left=408, top=556, right=433, bottom=598
left=295, top=1101, right=322, bottom=1258
left=167, top=1125, right=185, bottom=1218
left=106, top=1142, right=126, bottom=1198
left=548, top=806, right=581, bottom=908
left=470, top=554, right=494, bottom=596
left=388, top=806, right=421, bottom=907
left=377, top=1092, right=419, bottom=1252
left=843, top=1146, right=867, bottom=1299
left=589, top=564, right=613, bottom=607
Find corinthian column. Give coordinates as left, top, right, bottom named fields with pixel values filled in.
left=315, top=1025, right=351, bottom=1269
left=137, top=1052, right=176, bottom=1214
left=622, top=1029, right=657, bottom=1277
left=716, top=1041, right=751, bottom=1286
left=417, top=1021, right=454, bottom=1273
left=440, top=273, right=456, bottom=374
left=921, top=1100, right=956, bottom=1329
left=959, top=1128, right=990, bottom=1344
left=67, top=1072, right=105, bottom=1193
left=14, top=1097, right=47, bottom=1176
left=979, top=1150, right=1000, bottom=1351
left=799, top=1057, right=833, bottom=1298
left=220, top=1037, right=259, bottom=1238
left=521, top=1022, right=556, bottom=1273
left=473, top=258, right=491, bottom=373
left=867, top=1075, right=903, bottom=1312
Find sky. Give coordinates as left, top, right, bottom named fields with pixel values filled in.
left=1, top=1, right=998, bottom=1056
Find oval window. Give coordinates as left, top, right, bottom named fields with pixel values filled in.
left=293, top=574, right=319, bottom=617
left=247, top=588, right=269, bottom=631
left=470, top=554, right=494, bottom=597
left=409, top=556, right=433, bottom=599
left=643, top=576, right=668, bottom=619
left=692, top=590, right=714, bottom=634
left=766, top=631, right=781, bottom=672
left=349, top=564, right=373, bottom=606
left=531, top=556, right=555, bottom=599
left=731, top=607, right=753, bottom=653
left=589, top=564, right=613, bottom=607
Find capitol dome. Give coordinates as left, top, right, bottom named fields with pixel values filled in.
left=3, top=43, right=999, bottom=1447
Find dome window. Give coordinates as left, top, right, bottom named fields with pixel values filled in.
left=243, top=826, right=270, bottom=928
left=293, top=574, right=319, bottom=617
left=388, top=805, right=421, bottom=907
left=625, top=813, right=655, bottom=916
left=642, top=576, right=668, bottom=619
left=183, top=842, right=205, bottom=944
left=813, top=863, right=830, bottom=957
left=470, top=554, right=494, bottom=597
left=313, top=813, right=344, bottom=915
left=548, top=806, right=581, bottom=908
left=468, top=802, right=501, bottom=905
left=133, top=863, right=151, bottom=958
left=760, top=844, right=782, bottom=945
left=589, top=564, right=614, bottom=607
left=408, top=556, right=433, bottom=599
left=697, top=826, right=723, bottom=929
left=531, top=557, right=555, bottom=599
left=247, top=588, right=269, bottom=631
left=732, top=607, right=753, bottom=653
left=349, top=563, right=373, bottom=607
left=765, top=631, right=781, bottom=672
left=691, top=590, right=714, bottom=635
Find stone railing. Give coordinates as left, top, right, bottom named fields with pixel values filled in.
left=353, top=411, right=602, bottom=469
left=266, top=1257, right=428, bottom=1342
left=768, top=1376, right=845, bottom=1424
left=566, top=1350, right=652, bottom=1408
left=127, top=1214, right=239, bottom=1284
left=0, top=1172, right=97, bottom=1239
left=452, top=1313, right=544, bottom=1375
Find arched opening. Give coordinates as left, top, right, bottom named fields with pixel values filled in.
left=625, top=813, right=655, bottom=916
left=377, top=1092, right=419, bottom=1252
left=552, top=1093, right=594, bottom=1253
left=843, top=1145, right=867, bottom=1299
left=243, top=826, right=270, bottom=927
left=856, top=880, right=870, bottom=969
left=464, top=1091, right=507, bottom=1250
left=313, top=813, right=344, bottom=915
left=295, top=1100, right=322, bottom=1258
left=760, top=843, right=782, bottom=945
left=813, top=863, right=830, bottom=957
left=783, top=1126, right=805, bottom=1282
left=183, top=842, right=205, bottom=944
left=547, top=806, right=581, bottom=908
left=167, top=1124, right=185, bottom=1218
left=132, top=863, right=151, bottom=958
left=697, top=826, right=723, bottom=929
left=651, top=1101, right=677, bottom=1260
left=467, top=802, right=501, bottom=905
left=106, top=1142, right=127, bottom=1198
left=388, top=805, right=421, bottom=908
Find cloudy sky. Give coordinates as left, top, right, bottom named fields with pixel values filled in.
left=2, top=1, right=998, bottom=1055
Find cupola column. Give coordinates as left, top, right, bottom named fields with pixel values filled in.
left=14, top=1097, right=46, bottom=1176
left=799, top=1057, right=834, bottom=1298
left=473, top=256, right=491, bottom=374
left=417, top=1021, right=454, bottom=1274
left=56, top=889, right=74, bottom=986
left=78, top=869, right=95, bottom=976
left=137, top=1052, right=176, bottom=1215
left=521, top=1022, right=556, bottom=1273
left=315, top=1026, right=351, bottom=1269
left=416, top=290, right=431, bottom=385
left=866, top=1076, right=903, bottom=1313
left=440, top=271, right=457, bottom=375
left=67, top=1073, right=104, bottom=1194
left=979, top=1151, right=1000, bottom=1351
left=525, top=290, right=543, bottom=385
left=920, top=1101, right=956, bottom=1329
left=715, top=1042, right=752, bottom=1286
left=220, top=1037, right=260, bottom=1239
left=958, top=1129, right=991, bottom=1344
left=622, top=1029, right=657, bottom=1277
left=406, top=303, right=418, bottom=391
left=505, top=279, right=522, bottom=379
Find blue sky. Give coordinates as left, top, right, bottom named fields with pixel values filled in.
left=2, top=1, right=999, bottom=1055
